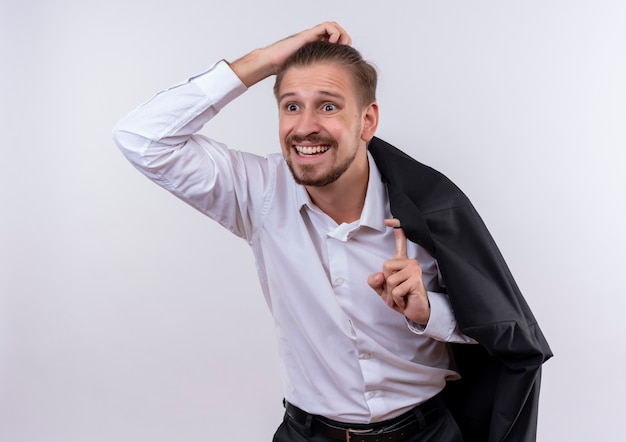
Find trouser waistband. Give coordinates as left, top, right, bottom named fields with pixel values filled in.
left=283, top=394, right=444, bottom=442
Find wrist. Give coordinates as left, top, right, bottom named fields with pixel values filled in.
left=230, top=48, right=276, bottom=87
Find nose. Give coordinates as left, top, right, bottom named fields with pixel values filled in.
left=292, top=108, right=320, bottom=137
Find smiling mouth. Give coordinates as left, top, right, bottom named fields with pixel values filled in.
left=294, top=145, right=330, bottom=156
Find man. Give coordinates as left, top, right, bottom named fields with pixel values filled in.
left=114, top=22, right=551, bottom=442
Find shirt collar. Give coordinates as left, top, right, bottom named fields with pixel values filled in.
left=296, top=152, right=387, bottom=233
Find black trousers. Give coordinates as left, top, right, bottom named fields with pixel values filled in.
left=272, top=405, right=463, bottom=442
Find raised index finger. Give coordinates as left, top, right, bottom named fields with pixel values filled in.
left=384, top=218, right=407, bottom=258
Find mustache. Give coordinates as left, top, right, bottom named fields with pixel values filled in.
left=286, top=134, right=337, bottom=146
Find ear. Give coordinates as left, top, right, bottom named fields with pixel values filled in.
left=360, top=102, right=379, bottom=142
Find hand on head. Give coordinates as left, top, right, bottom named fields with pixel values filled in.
left=367, top=219, right=432, bottom=325
left=231, top=22, right=351, bottom=87
left=297, top=21, right=352, bottom=45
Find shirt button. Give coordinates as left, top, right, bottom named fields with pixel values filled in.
left=360, top=353, right=372, bottom=360
left=334, top=278, right=345, bottom=286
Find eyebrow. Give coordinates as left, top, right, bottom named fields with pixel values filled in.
left=278, top=90, right=345, bottom=103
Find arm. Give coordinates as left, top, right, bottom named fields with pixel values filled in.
left=113, top=22, right=351, bottom=236
left=114, top=21, right=350, bottom=155
left=112, top=60, right=254, bottom=236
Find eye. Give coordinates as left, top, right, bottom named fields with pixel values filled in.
left=322, top=103, right=337, bottom=112
left=286, top=103, right=300, bottom=112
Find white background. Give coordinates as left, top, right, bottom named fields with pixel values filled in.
left=2, top=1, right=625, bottom=440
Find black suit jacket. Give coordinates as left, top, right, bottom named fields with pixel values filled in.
left=368, top=137, right=552, bottom=442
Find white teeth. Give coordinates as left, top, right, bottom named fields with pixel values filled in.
left=295, top=145, right=330, bottom=155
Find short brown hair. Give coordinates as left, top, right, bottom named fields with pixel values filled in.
left=273, top=41, right=378, bottom=109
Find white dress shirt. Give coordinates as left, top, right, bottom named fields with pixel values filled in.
left=113, top=60, right=475, bottom=423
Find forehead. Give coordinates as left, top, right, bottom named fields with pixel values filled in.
left=277, top=62, right=357, bottom=101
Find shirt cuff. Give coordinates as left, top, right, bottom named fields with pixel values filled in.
left=405, top=291, right=456, bottom=341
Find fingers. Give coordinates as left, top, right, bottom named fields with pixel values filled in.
left=381, top=218, right=412, bottom=309
left=368, top=218, right=416, bottom=311
left=384, top=218, right=407, bottom=259
left=369, top=272, right=405, bottom=310
left=369, top=218, right=430, bottom=321
left=298, top=22, right=351, bottom=46
left=249, top=21, right=350, bottom=83
left=316, top=21, right=352, bottom=45
left=367, top=272, right=384, bottom=295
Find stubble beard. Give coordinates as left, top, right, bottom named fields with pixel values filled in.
left=284, top=135, right=359, bottom=187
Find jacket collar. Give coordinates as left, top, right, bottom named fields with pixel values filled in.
left=368, top=136, right=436, bottom=254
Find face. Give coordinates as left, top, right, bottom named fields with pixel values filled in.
left=277, top=63, right=378, bottom=188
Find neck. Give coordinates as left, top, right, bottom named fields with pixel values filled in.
left=305, top=159, right=369, bottom=225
